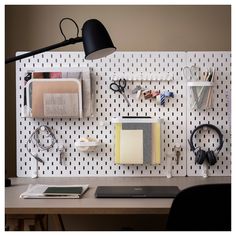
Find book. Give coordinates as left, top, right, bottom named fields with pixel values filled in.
left=20, top=184, right=89, bottom=199
left=43, top=186, right=83, bottom=196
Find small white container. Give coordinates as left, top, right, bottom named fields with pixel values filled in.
left=187, top=81, right=214, bottom=110
left=75, top=138, right=99, bottom=152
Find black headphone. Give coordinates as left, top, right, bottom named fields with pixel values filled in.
left=188, top=124, right=224, bottom=165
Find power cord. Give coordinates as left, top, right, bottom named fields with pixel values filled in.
left=26, top=125, right=57, bottom=164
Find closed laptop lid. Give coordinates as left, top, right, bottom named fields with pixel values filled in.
left=95, top=186, right=180, bottom=198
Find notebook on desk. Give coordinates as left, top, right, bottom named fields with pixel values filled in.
left=95, top=186, right=180, bottom=198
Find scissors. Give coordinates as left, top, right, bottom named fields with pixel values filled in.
left=110, top=79, right=131, bottom=106
left=183, top=66, right=200, bottom=81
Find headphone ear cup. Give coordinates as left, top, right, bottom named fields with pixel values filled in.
left=195, top=149, right=206, bottom=165
left=206, top=150, right=217, bottom=165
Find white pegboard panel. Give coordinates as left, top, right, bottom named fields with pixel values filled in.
left=186, top=52, right=231, bottom=176
left=16, top=51, right=231, bottom=177
left=16, top=51, right=187, bottom=177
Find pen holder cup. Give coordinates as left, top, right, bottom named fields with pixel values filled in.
left=187, top=81, right=214, bottom=110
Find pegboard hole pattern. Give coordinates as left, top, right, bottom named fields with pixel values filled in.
left=16, top=51, right=231, bottom=177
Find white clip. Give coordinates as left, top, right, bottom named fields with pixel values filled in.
left=156, top=94, right=161, bottom=105
left=202, top=162, right=208, bottom=178
left=40, top=126, right=46, bottom=131
left=136, top=90, right=142, bottom=100
left=31, top=159, right=38, bottom=179
left=166, top=153, right=173, bottom=178
left=174, top=144, right=181, bottom=150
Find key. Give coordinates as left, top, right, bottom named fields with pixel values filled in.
left=57, top=144, right=65, bottom=165
left=174, top=145, right=181, bottom=165
left=121, top=92, right=131, bottom=106
left=176, top=150, right=180, bottom=165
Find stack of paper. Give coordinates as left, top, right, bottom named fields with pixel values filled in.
left=20, top=184, right=89, bottom=199
left=30, top=79, right=83, bottom=118
left=114, top=118, right=161, bottom=164
left=120, top=130, right=143, bottom=164
left=24, top=68, right=94, bottom=118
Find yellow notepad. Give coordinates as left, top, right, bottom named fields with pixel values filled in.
left=120, top=130, right=143, bottom=164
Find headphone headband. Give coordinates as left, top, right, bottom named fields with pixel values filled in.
left=189, top=124, right=224, bottom=152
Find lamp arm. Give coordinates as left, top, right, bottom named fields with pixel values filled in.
left=5, top=37, right=83, bottom=64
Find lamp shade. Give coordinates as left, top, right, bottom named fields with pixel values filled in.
left=82, top=19, right=116, bottom=60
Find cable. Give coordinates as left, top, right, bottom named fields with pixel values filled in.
left=26, top=125, right=57, bottom=163
left=59, top=17, right=79, bottom=41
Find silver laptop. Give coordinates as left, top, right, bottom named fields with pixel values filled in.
left=95, top=186, right=180, bottom=198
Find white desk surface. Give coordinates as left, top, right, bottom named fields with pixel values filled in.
left=5, top=176, right=230, bottom=215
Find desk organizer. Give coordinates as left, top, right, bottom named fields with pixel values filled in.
left=26, top=78, right=83, bottom=118
left=187, top=81, right=214, bottom=110
left=16, top=51, right=231, bottom=177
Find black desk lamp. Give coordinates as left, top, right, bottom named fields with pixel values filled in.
left=5, top=18, right=116, bottom=64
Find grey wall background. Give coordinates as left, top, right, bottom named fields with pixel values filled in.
left=5, top=5, right=231, bottom=177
